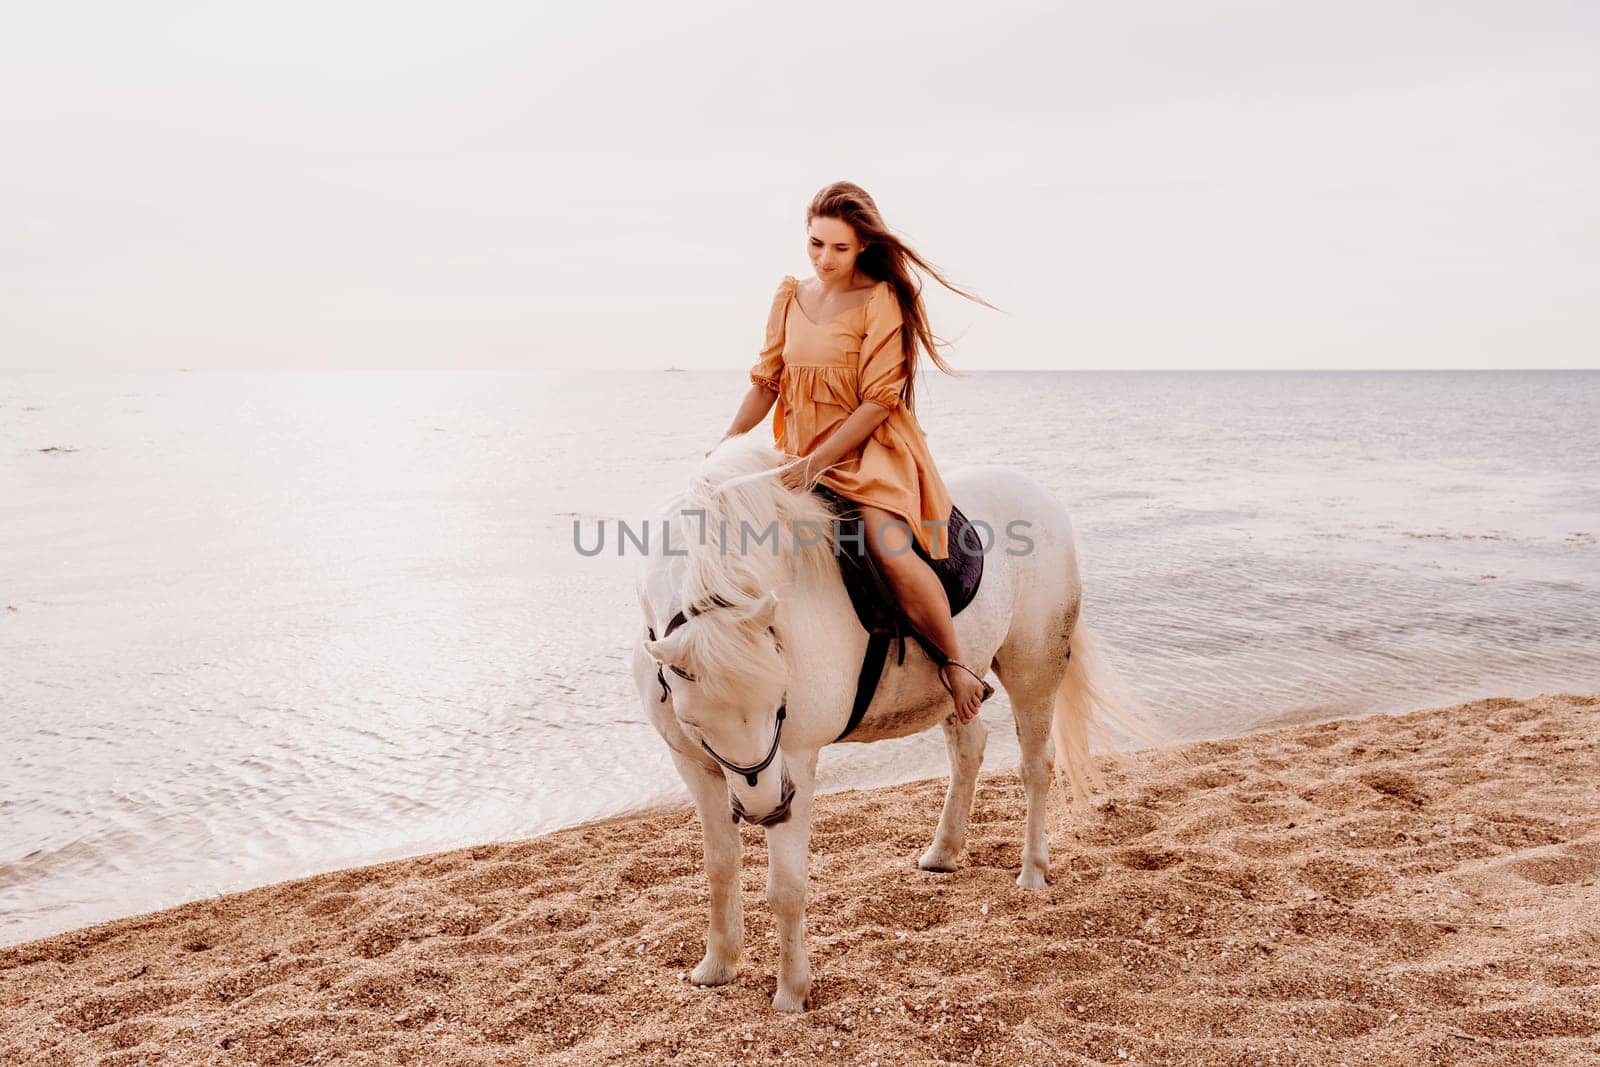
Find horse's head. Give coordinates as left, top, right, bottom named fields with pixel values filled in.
left=638, top=437, right=841, bottom=825
left=643, top=589, right=795, bottom=825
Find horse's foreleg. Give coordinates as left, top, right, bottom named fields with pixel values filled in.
left=1013, top=696, right=1056, bottom=889
left=763, top=750, right=818, bottom=1012
left=919, top=714, right=988, bottom=872
left=669, top=750, right=744, bottom=986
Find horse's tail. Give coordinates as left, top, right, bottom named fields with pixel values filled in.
left=1050, top=616, right=1171, bottom=805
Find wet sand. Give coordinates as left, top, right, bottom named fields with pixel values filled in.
left=2, top=692, right=1597, bottom=1065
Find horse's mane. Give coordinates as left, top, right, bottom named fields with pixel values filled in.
left=654, top=437, right=840, bottom=705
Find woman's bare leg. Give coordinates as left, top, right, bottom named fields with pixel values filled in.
left=856, top=504, right=985, bottom=724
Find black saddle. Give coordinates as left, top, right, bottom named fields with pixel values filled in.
left=809, top=485, right=985, bottom=740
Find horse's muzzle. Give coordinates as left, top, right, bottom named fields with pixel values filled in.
left=729, top=766, right=796, bottom=827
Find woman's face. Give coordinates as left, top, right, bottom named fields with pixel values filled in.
left=806, top=216, right=863, bottom=282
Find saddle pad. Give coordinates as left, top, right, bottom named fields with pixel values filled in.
left=810, top=484, right=985, bottom=635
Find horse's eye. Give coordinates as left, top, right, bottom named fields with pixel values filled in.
left=668, top=664, right=697, bottom=682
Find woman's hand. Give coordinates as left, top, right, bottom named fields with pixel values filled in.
left=778, top=454, right=817, bottom=493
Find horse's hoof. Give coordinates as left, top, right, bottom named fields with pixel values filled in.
left=689, top=956, right=738, bottom=986
left=1016, top=866, right=1049, bottom=890
left=918, top=844, right=961, bottom=872
left=771, top=986, right=810, bottom=1013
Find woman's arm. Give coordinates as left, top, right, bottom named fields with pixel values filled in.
left=716, top=383, right=779, bottom=446
left=797, top=401, right=892, bottom=481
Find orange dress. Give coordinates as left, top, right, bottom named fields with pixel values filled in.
left=749, top=274, right=955, bottom=560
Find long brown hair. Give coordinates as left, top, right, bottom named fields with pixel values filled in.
left=805, top=181, right=1001, bottom=414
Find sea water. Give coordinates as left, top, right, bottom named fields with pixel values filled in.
left=2, top=368, right=1596, bottom=946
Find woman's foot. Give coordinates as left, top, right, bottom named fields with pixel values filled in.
left=939, top=661, right=990, bottom=725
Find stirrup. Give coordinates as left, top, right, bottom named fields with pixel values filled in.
left=939, top=660, right=995, bottom=704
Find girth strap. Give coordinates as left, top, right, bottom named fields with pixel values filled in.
left=837, top=632, right=891, bottom=741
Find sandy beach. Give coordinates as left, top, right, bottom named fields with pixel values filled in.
left=2, top=692, right=1596, bottom=1065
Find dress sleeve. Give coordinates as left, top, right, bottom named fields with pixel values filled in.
left=749, top=276, right=791, bottom=392
left=857, top=282, right=908, bottom=411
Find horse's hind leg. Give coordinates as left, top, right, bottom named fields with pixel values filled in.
left=918, top=714, right=988, bottom=872
left=993, top=652, right=1067, bottom=889
left=668, top=750, right=744, bottom=986
left=1011, top=693, right=1056, bottom=888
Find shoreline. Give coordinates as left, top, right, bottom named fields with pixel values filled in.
left=0, top=695, right=1416, bottom=954
left=0, top=693, right=1394, bottom=955
left=2, top=692, right=1596, bottom=1064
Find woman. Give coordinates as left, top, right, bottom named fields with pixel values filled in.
left=713, top=181, right=1000, bottom=725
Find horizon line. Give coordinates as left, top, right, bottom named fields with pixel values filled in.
left=3, top=366, right=1597, bottom=375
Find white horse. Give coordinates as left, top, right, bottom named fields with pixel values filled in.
left=633, top=438, right=1147, bottom=1012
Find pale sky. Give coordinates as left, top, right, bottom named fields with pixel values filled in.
left=3, top=1, right=1596, bottom=371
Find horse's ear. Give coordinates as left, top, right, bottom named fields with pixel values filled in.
left=742, top=590, right=780, bottom=627
left=643, top=627, right=688, bottom=665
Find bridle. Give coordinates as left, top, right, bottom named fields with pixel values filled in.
left=646, top=593, right=788, bottom=788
